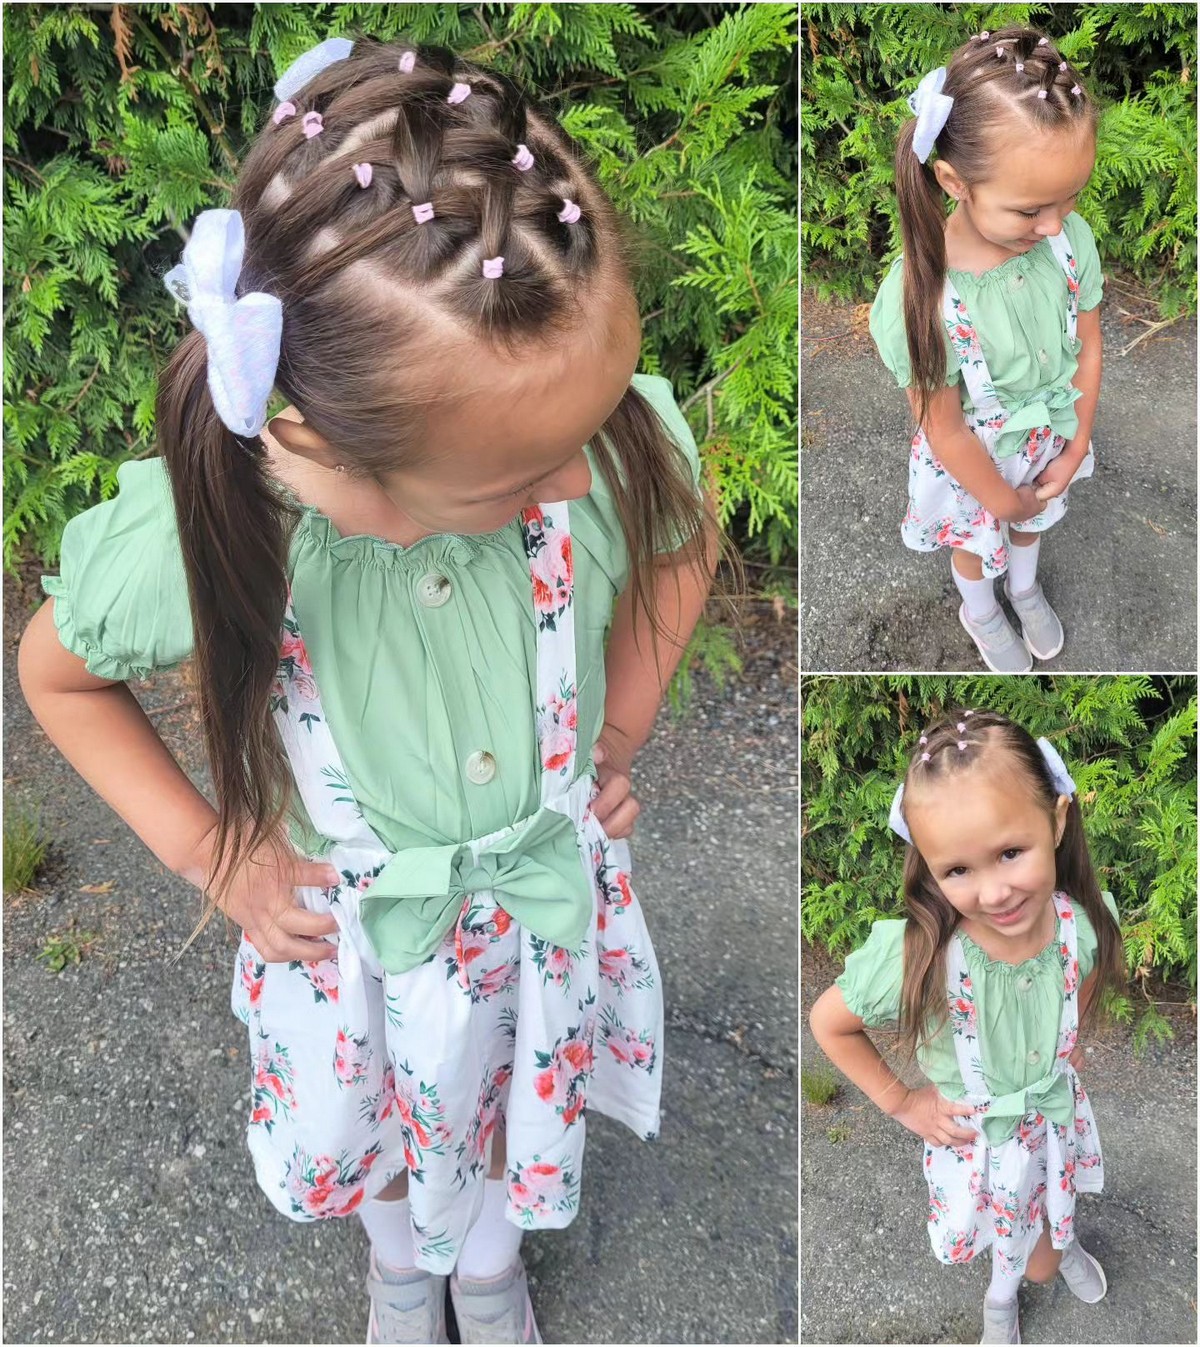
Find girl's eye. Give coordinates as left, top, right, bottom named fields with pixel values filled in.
left=1001, top=848, right=1023, bottom=861
left=1018, top=209, right=1039, bottom=219
left=945, top=866, right=967, bottom=878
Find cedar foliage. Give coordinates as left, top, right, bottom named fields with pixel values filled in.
left=4, top=3, right=798, bottom=574
left=802, top=675, right=1198, bottom=1053
left=801, top=2, right=1196, bottom=313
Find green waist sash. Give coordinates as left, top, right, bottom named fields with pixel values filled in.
left=963, top=1068, right=1075, bottom=1148
left=989, top=380, right=1082, bottom=460
left=358, top=802, right=592, bottom=974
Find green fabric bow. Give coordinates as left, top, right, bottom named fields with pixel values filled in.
left=973, top=1067, right=1074, bottom=1148
left=359, top=803, right=592, bottom=974
left=991, top=380, right=1082, bottom=460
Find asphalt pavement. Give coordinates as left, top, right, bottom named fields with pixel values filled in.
left=800, top=296, right=1198, bottom=672
left=2, top=585, right=798, bottom=1347
left=800, top=939, right=1197, bottom=1345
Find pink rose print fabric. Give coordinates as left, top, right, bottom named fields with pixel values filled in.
left=921, top=892, right=1103, bottom=1277
left=901, top=230, right=1094, bottom=579
left=229, top=500, right=664, bottom=1274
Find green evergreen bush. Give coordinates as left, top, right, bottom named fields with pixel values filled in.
left=801, top=2, right=1197, bottom=314
left=4, top=3, right=798, bottom=573
left=802, top=675, right=1198, bottom=1052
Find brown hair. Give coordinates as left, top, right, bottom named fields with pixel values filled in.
left=894, top=27, right=1099, bottom=431
left=155, top=38, right=712, bottom=916
left=891, top=709, right=1124, bottom=1066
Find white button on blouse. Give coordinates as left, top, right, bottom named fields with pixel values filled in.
left=465, top=750, right=497, bottom=785
left=416, top=573, right=453, bottom=608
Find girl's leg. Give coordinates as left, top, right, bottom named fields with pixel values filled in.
left=1007, top=530, right=1041, bottom=596
left=1023, top=1220, right=1064, bottom=1284
left=951, top=548, right=999, bottom=620
left=360, top=1172, right=416, bottom=1272
left=456, top=1124, right=524, bottom=1279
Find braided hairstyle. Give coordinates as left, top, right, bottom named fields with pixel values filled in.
left=155, top=37, right=711, bottom=903
left=894, top=27, right=1100, bottom=434
left=891, top=709, right=1123, bottom=1067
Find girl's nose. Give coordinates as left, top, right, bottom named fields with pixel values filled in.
left=1035, top=216, right=1063, bottom=238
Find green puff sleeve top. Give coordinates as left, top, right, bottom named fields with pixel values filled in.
left=41, top=373, right=701, bottom=859
left=868, top=211, right=1104, bottom=460
left=835, top=890, right=1120, bottom=1147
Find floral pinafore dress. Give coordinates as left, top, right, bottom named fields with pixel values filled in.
left=231, top=502, right=663, bottom=1275
left=924, top=893, right=1103, bottom=1274
left=902, top=230, right=1094, bottom=579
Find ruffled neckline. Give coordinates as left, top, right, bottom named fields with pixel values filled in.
left=946, top=239, right=1048, bottom=284
left=957, top=912, right=1062, bottom=975
left=290, top=501, right=512, bottom=571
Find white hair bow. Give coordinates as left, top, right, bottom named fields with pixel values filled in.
left=274, top=36, right=354, bottom=102
left=908, top=66, right=954, bottom=164
left=889, top=736, right=1077, bottom=845
left=163, top=210, right=282, bottom=438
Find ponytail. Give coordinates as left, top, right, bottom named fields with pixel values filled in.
left=156, top=330, right=295, bottom=919
left=893, top=117, right=950, bottom=435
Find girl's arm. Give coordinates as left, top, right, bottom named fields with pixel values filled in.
left=17, top=602, right=339, bottom=960
left=912, top=384, right=1041, bottom=524
left=809, top=983, right=982, bottom=1146
left=590, top=501, right=719, bottom=836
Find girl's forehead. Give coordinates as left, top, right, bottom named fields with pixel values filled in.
left=983, top=123, right=1096, bottom=201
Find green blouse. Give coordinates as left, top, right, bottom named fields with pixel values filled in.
left=41, top=372, right=700, bottom=858
left=835, top=891, right=1120, bottom=1146
left=869, top=210, right=1104, bottom=459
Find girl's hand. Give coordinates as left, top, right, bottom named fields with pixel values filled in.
left=1032, top=451, right=1081, bottom=503
left=891, top=1084, right=988, bottom=1148
left=591, top=724, right=640, bottom=839
left=1009, top=483, right=1044, bottom=522
left=1069, top=1044, right=1087, bottom=1072
left=187, top=830, right=342, bottom=963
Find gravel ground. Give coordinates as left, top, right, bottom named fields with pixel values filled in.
left=800, top=292, right=1197, bottom=672
left=3, top=579, right=798, bottom=1346
left=800, top=939, right=1197, bottom=1345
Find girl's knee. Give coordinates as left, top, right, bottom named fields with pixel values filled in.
left=1024, top=1250, right=1062, bottom=1284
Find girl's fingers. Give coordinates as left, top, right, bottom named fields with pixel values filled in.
left=601, top=796, right=640, bottom=839
left=266, top=936, right=338, bottom=964
left=298, top=860, right=342, bottom=889
left=280, top=906, right=340, bottom=938
left=591, top=776, right=629, bottom=821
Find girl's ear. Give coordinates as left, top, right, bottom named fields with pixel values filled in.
left=265, top=412, right=342, bottom=470
left=1053, top=794, right=1071, bottom=847
left=932, top=158, right=967, bottom=202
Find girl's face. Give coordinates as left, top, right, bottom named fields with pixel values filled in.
left=380, top=283, right=643, bottom=537
left=905, top=761, right=1070, bottom=941
left=937, top=123, right=1096, bottom=257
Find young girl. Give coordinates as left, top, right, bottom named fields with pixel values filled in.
left=809, top=709, right=1124, bottom=1344
left=869, top=28, right=1104, bottom=673
left=18, top=36, right=716, bottom=1346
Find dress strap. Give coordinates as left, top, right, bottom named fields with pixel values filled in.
left=1045, top=230, right=1080, bottom=344
left=519, top=503, right=580, bottom=805
left=940, top=280, right=1001, bottom=412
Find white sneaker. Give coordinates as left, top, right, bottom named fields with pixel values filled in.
left=980, top=1294, right=1021, bottom=1344
left=958, top=603, right=1034, bottom=674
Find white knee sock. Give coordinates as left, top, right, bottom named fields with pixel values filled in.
left=359, top=1193, right=416, bottom=1274
left=455, top=1178, right=524, bottom=1281
left=952, top=564, right=999, bottom=621
left=1007, top=535, right=1041, bottom=596
left=985, top=1248, right=1024, bottom=1306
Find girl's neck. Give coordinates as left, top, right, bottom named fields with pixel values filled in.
left=958, top=893, right=1058, bottom=967
left=943, top=205, right=1017, bottom=277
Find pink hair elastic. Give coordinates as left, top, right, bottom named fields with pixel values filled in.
left=996, top=46, right=1005, bottom=56
left=1037, top=89, right=1048, bottom=99
left=482, top=256, right=504, bottom=279
left=1038, top=37, right=1049, bottom=46
left=977, top=31, right=990, bottom=41
left=919, top=735, right=928, bottom=745
left=1015, top=62, right=1025, bottom=72
left=921, top=752, right=931, bottom=762
left=1059, top=61, right=1068, bottom=71
left=411, top=201, right=435, bottom=223
left=557, top=198, right=581, bottom=224
left=448, top=81, right=471, bottom=104
left=302, top=111, right=324, bottom=139
left=512, top=143, right=534, bottom=171
left=353, top=162, right=372, bottom=189
left=272, top=100, right=297, bottom=126
left=398, top=51, right=416, bottom=73
left=957, top=740, right=967, bottom=751
left=1071, top=84, right=1082, bottom=96
left=957, top=722, right=966, bottom=731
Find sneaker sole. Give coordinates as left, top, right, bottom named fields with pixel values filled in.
left=958, top=604, right=1033, bottom=674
